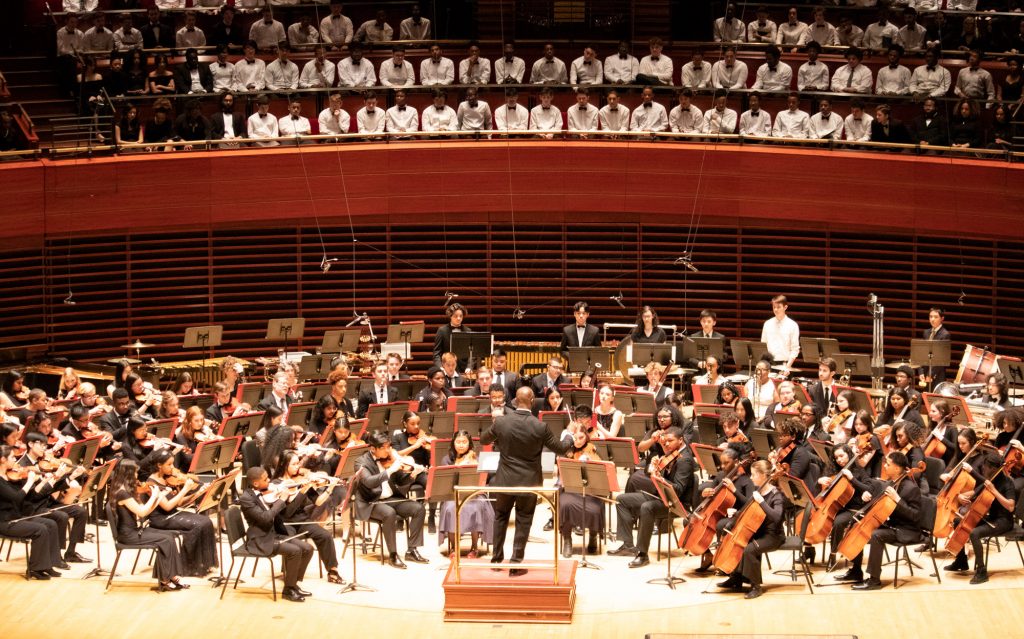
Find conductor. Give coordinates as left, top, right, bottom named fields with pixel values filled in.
left=480, top=386, right=570, bottom=576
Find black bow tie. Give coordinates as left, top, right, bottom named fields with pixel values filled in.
left=541, top=106, right=550, bottom=110
left=643, top=103, right=652, bottom=108
left=397, top=105, right=406, bottom=111
left=609, top=106, right=618, bottom=111
left=394, top=64, right=402, bottom=69
left=583, top=60, right=591, bottom=65
left=579, top=105, right=587, bottom=110
left=291, top=115, right=299, bottom=120
left=751, top=110, right=759, bottom=115
left=619, top=54, right=628, bottom=59
left=431, top=59, right=440, bottom=64
left=218, top=62, right=227, bottom=67
left=435, top=106, right=444, bottom=111
left=545, top=59, right=553, bottom=64
left=259, top=113, right=267, bottom=118
left=650, top=56, right=660, bottom=61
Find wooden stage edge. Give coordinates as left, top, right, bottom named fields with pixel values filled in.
left=443, top=560, right=578, bottom=623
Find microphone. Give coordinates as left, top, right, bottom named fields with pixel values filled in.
left=442, top=291, right=459, bottom=308
left=675, top=253, right=699, bottom=272
left=63, top=293, right=76, bottom=306
left=957, top=290, right=966, bottom=306
left=320, top=255, right=338, bottom=273
left=512, top=307, right=526, bottom=320
left=609, top=292, right=625, bottom=308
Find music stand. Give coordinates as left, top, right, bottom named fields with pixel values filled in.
left=391, top=380, right=426, bottom=402
left=265, top=318, right=306, bottom=357
left=557, top=458, right=619, bottom=570
left=649, top=474, right=688, bottom=589
left=630, top=393, right=656, bottom=415
left=834, top=384, right=876, bottom=417
left=286, top=402, right=315, bottom=429
left=567, top=389, right=596, bottom=409
left=631, top=344, right=673, bottom=368
left=386, top=321, right=426, bottom=345
left=731, top=340, right=770, bottom=377
left=567, top=347, right=612, bottom=374
left=539, top=411, right=570, bottom=440
left=194, top=468, right=242, bottom=587
left=451, top=332, right=493, bottom=372
left=189, top=436, right=244, bottom=474
left=79, top=459, right=118, bottom=580
left=690, top=444, right=724, bottom=475
left=476, top=451, right=501, bottom=473
left=218, top=412, right=262, bottom=439
left=589, top=437, right=639, bottom=470
left=454, top=414, right=492, bottom=439
left=683, top=337, right=725, bottom=366
left=749, top=428, right=779, bottom=460
left=321, top=329, right=362, bottom=354
left=417, top=411, right=455, bottom=437
left=425, top=465, right=485, bottom=504
left=62, top=435, right=103, bottom=468
left=694, top=415, right=723, bottom=446
left=1004, top=360, right=1024, bottom=400
left=297, top=354, right=333, bottom=381
left=771, top=410, right=801, bottom=430
left=833, top=353, right=872, bottom=383
left=366, top=402, right=407, bottom=434
left=339, top=468, right=375, bottom=595
left=145, top=417, right=178, bottom=440
left=806, top=438, right=835, bottom=465
left=183, top=325, right=224, bottom=376
left=921, top=393, right=973, bottom=426
left=910, top=339, right=951, bottom=389
left=446, top=396, right=481, bottom=413
left=691, top=385, right=722, bottom=405
left=774, top=474, right=816, bottom=580
left=801, top=337, right=841, bottom=364
left=235, top=382, right=268, bottom=408
left=621, top=414, right=653, bottom=444
left=334, top=445, right=369, bottom=479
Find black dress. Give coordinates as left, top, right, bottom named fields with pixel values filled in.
left=111, top=488, right=184, bottom=581
left=147, top=477, right=218, bottom=576
left=557, top=445, right=605, bottom=536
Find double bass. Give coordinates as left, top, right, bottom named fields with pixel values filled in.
left=712, top=464, right=787, bottom=574
left=923, top=405, right=961, bottom=459
left=933, top=433, right=990, bottom=538
left=797, top=441, right=873, bottom=545
left=836, top=461, right=925, bottom=561
left=678, top=454, right=754, bottom=556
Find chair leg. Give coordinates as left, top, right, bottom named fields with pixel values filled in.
left=5, top=541, right=12, bottom=561
left=801, top=556, right=815, bottom=594
left=234, top=558, right=246, bottom=590
left=220, top=556, right=236, bottom=600
left=893, top=546, right=901, bottom=590
left=251, top=558, right=258, bottom=578
left=904, top=547, right=914, bottom=576
left=1015, top=540, right=1024, bottom=568
left=131, top=549, right=141, bottom=575
left=106, top=550, right=122, bottom=592
left=928, top=548, right=941, bottom=585
left=268, top=558, right=277, bottom=602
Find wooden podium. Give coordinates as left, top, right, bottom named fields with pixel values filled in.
left=442, top=486, right=577, bottom=623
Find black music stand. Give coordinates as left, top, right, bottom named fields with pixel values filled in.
left=189, top=436, right=243, bottom=474
left=194, top=468, right=242, bottom=587
left=446, top=396, right=485, bottom=413
left=630, top=393, right=657, bottom=415
left=416, top=411, right=455, bottom=437
left=567, top=388, right=596, bottom=409
left=801, top=337, right=841, bottom=364
left=567, top=347, right=612, bottom=374
left=366, top=402, right=408, bottom=434
left=218, top=412, right=262, bottom=439
left=692, top=384, right=722, bottom=405
left=321, top=329, right=362, bottom=354
left=79, top=459, right=118, bottom=580
left=682, top=337, right=725, bottom=366
left=144, top=417, right=178, bottom=440
left=690, top=444, right=724, bottom=476
left=236, top=382, right=268, bottom=408
left=731, top=340, right=770, bottom=378
left=391, top=380, right=426, bottom=402
left=334, top=445, right=369, bottom=479
left=833, top=353, right=872, bottom=384
left=339, top=468, right=375, bottom=594
left=385, top=321, right=426, bottom=362
left=632, top=344, right=673, bottom=368
left=649, top=474, right=689, bottom=589
left=612, top=393, right=635, bottom=414
left=454, top=414, right=491, bottom=439
left=1004, top=360, right=1024, bottom=401
left=265, top=318, right=306, bottom=358
left=183, top=325, right=224, bottom=379
left=557, top=458, right=619, bottom=570
left=297, top=354, right=333, bottom=381
left=749, top=428, right=779, bottom=459
left=286, top=402, right=315, bottom=429
left=539, top=411, right=570, bottom=440
left=834, top=384, right=876, bottom=417
left=771, top=410, right=801, bottom=430
left=694, top=415, right=723, bottom=446
left=589, top=437, right=640, bottom=470
left=451, top=332, right=493, bottom=372
left=921, top=393, right=973, bottom=426
left=425, top=465, right=485, bottom=504
left=910, top=339, right=951, bottom=391
left=622, top=414, right=653, bottom=444
left=774, top=474, right=816, bottom=580
left=63, top=435, right=103, bottom=468
left=807, top=438, right=835, bottom=465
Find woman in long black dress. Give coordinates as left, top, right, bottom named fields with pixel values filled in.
left=143, top=449, right=217, bottom=576
left=557, top=428, right=603, bottom=557
left=107, top=458, right=187, bottom=590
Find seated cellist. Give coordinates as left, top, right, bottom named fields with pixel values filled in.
left=819, top=444, right=872, bottom=574
left=694, top=443, right=753, bottom=573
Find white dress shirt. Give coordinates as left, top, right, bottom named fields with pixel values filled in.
left=797, top=60, right=830, bottom=91
left=567, top=103, right=599, bottom=132
left=761, top=315, right=800, bottom=363
left=233, top=58, right=266, bottom=92
left=494, top=57, right=526, bottom=83
left=639, top=55, right=674, bottom=85
left=530, top=57, right=568, bottom=84
left=739, top=109, right=772, bottom=136
left=114, top=27, right=143, bottom=52
left=457, top=101, right=492, bottom=131
left=830, top=64, right=873, bottom=93
left=385, top=105, right=419, bottom=134
left=910, top=64, right=951, bottom=97
left=529, top=105, right=563, bottom=132
left=898, top=23, right=927, bottom=51
left=598, top=105, right=630, bottom=132
left=876, top=64, right=911, bottom=95
left=379, top=60, right=415, bottom=87
left=630, top=102, right=669, bottom=132
left=356, top=107, right=386, bottom=133
left=247, top=112, right=279, bottom=146
left=745, top=379, right=777, bottom=419
left=82, top=27, right=114, bottom=54
left=265, top=59, right=299, bottom=90
left=863, top=21, right=899, bottom=49
left=569, top=57, right=603, bottom=85
left=421, top=105, right=458, bottom=132
left=776, top=21, right=808, bottom=46
left=710, top=60, right=748, bottom=89
left=603, top=54, right=639, bottom=84
left=844, top=113, right=873, bottom=142
left=809, top=111, right=844, bottom=140
left=210, top=61, right=236, bottom=92
left=318, top=107, right=351, bottom=135
left=278, top=114, right=311, bottom=137
left=748, top=19, right=777, bottom=43
left=337, top=58, right=376, bottom=87
left=176, top=27, right=206, bottom=50
left=355, top=20, right=393, bottom=42
left=804, top=22, right=837, bottom=46
left=57, top=27, right=83, bottom=56
left=420, top=57, right=455, bottom=85
left=299, top=59, right=336, bottom=88
left=211, top=112, right=240, bottom=147
left=287, top=23, right=320, bottom=49
left=669, top=104, right=705, bottom=133
left=773, top=108, right=811, bottom=138
left=753, top=62, right=793, bottom=92
left=64, top=0, right=97, bottom=9
left=705, top=108, right=737, bottom=134
left=680, top=61, right=713, bottom=88
left=495, top=103, right=529, bottom=131
left=399, top=17, right=431, bottom=41
left=837, top=25, right=865, bottom=48
left=955, top=67, right=995, bottom=104
left=714, top=17, right=746, bottom=42
left=459, top=58, right=492, bottom=84
left=320, top=14, right=354, bottom=47
left=249, top=20, right=286, bottom=50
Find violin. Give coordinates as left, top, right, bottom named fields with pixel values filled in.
left=827, top=408, right=852, bottom=434
left=924, top=405, right=960, bottom=459
left=769, top=442, right=796, bottom=472
left=649, top=445, right=683, bottom=475
left=727, top=430, right=749, bottom=445
left=408, top=431, right=436, bottom=451
left=5, top=466, right=29, bottom=481
left=136, top=480, right=152, bottom=497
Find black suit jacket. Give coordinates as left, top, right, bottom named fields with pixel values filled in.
left=141, top=21, right=175, bottom=50
left=258, top=393, right=294, bottom=413
left=97, top=409, right=138, bottom=441
left=870, top=118, right=912, bottom=144
left=173, top=63, right=213, bottom=94
left=237, top=488, right=289, bottom=556
left=480, top=408, right=569, bottom=486
left=210, top=22, right=246, bottom=49
left=807, top=381, right=839, bottom=416
left=490, top=370, right=520, bottom=400
left=352, top=450, right=416, bottom=520
left=530, top=372, right=568, bottom=397
left=356, top=385, right=398, bottom=418
left=910, top=113, right=949, bottom=146
left=208, top=111, right=247, bottom=141
left=560, top=323, right=601, bottom=359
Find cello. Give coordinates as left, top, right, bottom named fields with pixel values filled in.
left=678, top=454, right=754, bottom=557
left=797, top=441, right=873, bottom=546
left=712, top=464, right=786, bottom=574
left=944, top=448, right=1023, bottom=556
left=933, top=433, right=990, bottom=538
left=836, top=461, right=925, bottom=561
left=923, top=405, right=960, bottom=459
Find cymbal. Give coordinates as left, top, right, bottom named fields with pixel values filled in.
left=121, top=340, right=154, bottom=349
left=669, top=367, right=698, bottom=376
left=726, top=374, right=750, bottom=383
left=885, top=361, right=913, bottom=370
left=771, top=365, right=802, bottom=373
left=107, top=357, right=141, bottom=365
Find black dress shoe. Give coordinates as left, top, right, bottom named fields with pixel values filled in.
left=282, top=587, right=305, bottom=602
left=43, top=568, right=62, bottom=578
left=586, top=540, right=598, bottom=555
left=55, top=560, right=71, bottom=571
left=561, top=537, right=573, bottom=559
left=292, top=585, right=312, bottom=597
left=970, top=569, right=989, bottom=585
left=29, top=571, right=51, bottom=580
left=64, top=552, right=91, bottom=563
left=628, top=554, right=650, bottom=568
left=543, top=518, right=554, bottom=532
left=388, top=553, right=407, bottom=569
left=716, top=576, right=742, bottom=590
left=607, top=545, right=635, bottom=557
left=405, top=549, right=429, bottom=564
left=835, top=569, right=863, bottom=582
left=945, top=560, right=969, bottom=572
left=802, top=546, right=816, bottom=564
left=744, top=586, right=764, bottom=599
left=509, top=568, right=529, bottom=577
left=851, top=579, right=883, bottom=591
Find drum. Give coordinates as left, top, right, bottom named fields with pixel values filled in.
left=956, top=345, right=1001, bottom=385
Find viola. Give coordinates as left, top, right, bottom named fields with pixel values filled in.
left=934, top=433, right=990, bottom=538
left=797, top=441, right=872, bottom=545
left=5, top=466, right=28, bottom=481
left=712, top=465, right=787, bottom=574
left=827, top=408, right=852, bottom=435
left=649, top=445, right=683, bottom=475
left=136, top=480, right=152, bottom=497
left=837, top=462, right=925, bottom=561
left=924, top=405, right=961, bottom=459
left=679, top=454, right=754, bottom=557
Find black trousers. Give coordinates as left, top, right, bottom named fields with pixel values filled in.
left=734, top=532, right=785, bottom=587
left=955, top=518, right=1013, bottom=570
left=274, top=537, right=314, bottom=588
left=862, top=526, right=923, bottom=580
left=615, top=491, right=668, bottom=555
left=491, top=493, right=537, bottom=563
left=0, top=517, right=61, bottom=571
left=291, top=522, right=338, bottom=571
left=39, top=504, right=87, bottom=554
left=369, top=499, right=425, bottom=554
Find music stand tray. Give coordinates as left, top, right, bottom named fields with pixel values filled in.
left=539, top=411, right=570, bottom=440
left=621, top=414, right=653, bottom=444
left=922, top=393, right=973, bottom=426
left=749, top=428, right=779, bottom=460
left=417, top=411, right=455, bottom=437
left=778, top=474, right=816, bottom=509
left=63, top=436, right=103, bottom=468
left=321, top=329, right=362, bottom=354
left=334, top=445, right=369, bottom=479
left=236, top=382, right=269, bottom=407
left=567, top=389, right=596, bottom=409
left=80, top=459, right=118, bottom=498
left=833, top=353, right=872, bottom=381
left=806, top=438, right=835, bottom=465
left=834, top=384, right=876, bottom=417
left=694, top=415, right=723, bottom=446
left=690, top=443, right=724, bottom=475
left=770, top=410, right=801, bottom=430
left=589, top=437, right=639, bottom=469
left=451, top=332, right=493, bottom=370
left=800, top=337, right=841, bottom=363
left=286, top=402, right=315, bottom=429
left=391, top=380, right=426, bottom=402
left=425, top=465, right=486, bottom=503
left=567, top=347, right=612, bottom=373
left=145, top=418, right=178, bottom=441
left=297, top=354, right=333, bottom=381
left=454, top=414, right=491, bottom=439
left=218, top=412, right=263, bottom=439
left=189, top=436, right=244, bottom=474
left=692, top=384, right=723, bottom=405
left=195, top=469, right=242, bottom=514
left=731, top=340, right=770, bottom=370
left=630, top=393, right=656, bottom=415
left=683, top=338, right=725, bottom=365
left=631, top=344, right=673, bottom=367
left=183, top=325, right=223, bottom=350
left=910, top=339, right=951, bottom=370
left=366, top=402, right=407, bottom=434
left=386, top=321, right=426, bottom=344
left=266, top=318, right=306, bottom=342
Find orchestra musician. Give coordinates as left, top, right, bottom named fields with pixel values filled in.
left=354, top=432, right=430, bottom=570
left=489, top=349, right=520, bottom=401
left=530, top=358, right=569, bottom=397
left=716, top=382, right=741, bottom=408
left=688, top=309, right=727, bottom=370
left=716, top=459, right=786, bottom=599
left=144, top=449, right=217, bottom=576
left=385, top=352, right=410, bottom=382
left=156, top=392, right=185, bottom=423
left=559, top=301, right=600, bottom=362
left=326, top=370, right=356, bottom=420
left=994, top=407, right=1024, bottom=451
left=393, top=411, right=437, bottom=534
left=593, top=384, right=625, bottom=438
left=979, top=373, right=1014, bottom=411
left=641, top=405, right=692, bottom=450
left=579, top=369, right=596, bottom=389
left=107, top=459, right=188, bottom=591
left=238, top=466, right=315, bottom=602
left=926, top=399, right=959, bottom=465
left=107, top=360, right=133, bottom=396
left=71, top=382, right=109, bottom=419
left=174, top=406, right=218, bottom=473
left=827, top=390, right=856, bottom=445
left=693, top=443, right=754, bottom=573
left=0, top=445, right=65, bottom=580
left=849, top=451, right=923, bottom=590
left=762, top=380, right=802, bottom=427
left=56, top=367, right=80, bottom=401
left=433, top=302, right=470, bottom=368
left=877, top=388, right=923, bottom=429
left=440, top=352, right=466, bottom=389
left=125, top=374, right=158, bottom=419
left=309, top=395, right=340, bottom=435
left=773, top=417, right=820, bottom=496
left=850, top=410, right=883, bottom=477
left=802, top=404, right=830, bottom=443
left=717, top=411, right=751, bottom=453
left=465, top=366, right=496, bottom=396
left=0, top=371, right=29, bottom=412
left=639, top=362, right=672, bottom=410
left=97, top=390, right=145, bottom=457
left=534, top=387, right=567, bottom=415
left=892, top=364, right=921, bottom=403
left=18, top=433, right=90, bottom=564
left=171, top=372, right=199, bottom=396
left=629, top=305, right=667, bottom=344
left=11, top=389, right=50, bottom=426
left=917, top=307, right=951, bottom=390
left=219, top=356, right=243, bottom=398
left=891, top=420, right=929, bottom=494
left=416, top=367, right=450, bottom=411
left=819, top=444, right=873, bottom=573
left=736, top=398, right=759, bottom=437
left=258, top=373, right=294, bottom=414
left=437, top=430, right=493, bottom=558
left=357, top=362, right=398, bottom=419
left=808, top=357, right=840, bottom=416
left=761, top=295, right=800, bottom=375
left=205, top=381, right=251, bottom=424
left=609, top=426, right=694, bottom=568
left=557, top=428, right=603, bottom=558
left=487, top=387, right=510, bottom=418
left=694, top=355, right=725, bottom=386
left=744, top=360, right=776, bottom=420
